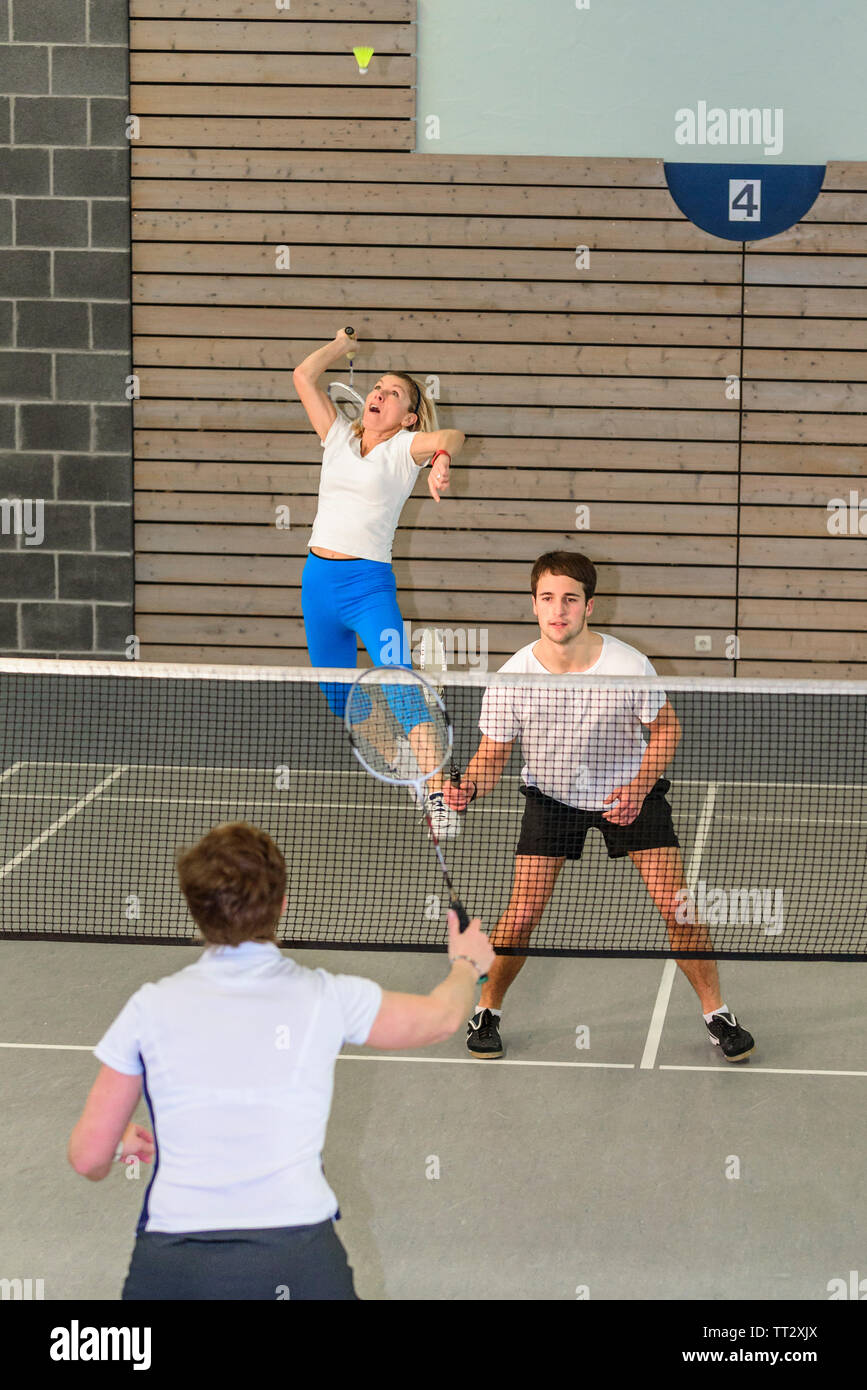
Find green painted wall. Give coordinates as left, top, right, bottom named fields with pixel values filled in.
left=416, top=0, right=866, bottom=162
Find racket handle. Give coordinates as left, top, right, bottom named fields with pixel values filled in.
left=451, top=898, right=487, bottom=982
left=451, top=897, right=470, bottom=932
left=449, top=899, right=487, bottom=981
left=344, top=326, right=356, bottom=360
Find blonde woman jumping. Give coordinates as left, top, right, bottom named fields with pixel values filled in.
left=293, top=329, right=465, bottom=835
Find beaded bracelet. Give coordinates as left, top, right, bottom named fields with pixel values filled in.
left=449, top=953, right=488, bottom=983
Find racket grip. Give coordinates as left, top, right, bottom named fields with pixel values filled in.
left=451, top=897, right=470, bottom=932
left=451, top=899, right=487, bottom=982
left=344, top=326, right=356, bottom=358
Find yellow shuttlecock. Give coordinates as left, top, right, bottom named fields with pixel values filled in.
left=353, top=46, right=375, bottom=74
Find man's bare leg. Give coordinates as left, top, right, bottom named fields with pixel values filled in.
left=629, top=846, right=723, bottom=1013
left=478, top=856, right=564, bottom=1010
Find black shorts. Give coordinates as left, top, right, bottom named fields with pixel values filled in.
left=121, top=1218, right=358, bottom=1301
left=516, top=779, right=680, bottom=860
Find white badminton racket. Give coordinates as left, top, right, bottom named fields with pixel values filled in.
left=344, top=666, right=475, bottom=937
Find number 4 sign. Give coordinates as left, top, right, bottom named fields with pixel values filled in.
left=729, top=178, right=761, bottom=221
left=664, top=162, right=825, bottom=241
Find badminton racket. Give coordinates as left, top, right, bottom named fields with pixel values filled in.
left=328, top=326, right=365, bottom=421
left=344, top=666, right=477, bottom=944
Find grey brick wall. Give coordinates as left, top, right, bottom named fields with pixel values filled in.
left=0, top=0, right=132, bottom=657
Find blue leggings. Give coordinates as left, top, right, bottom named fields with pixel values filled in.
left=301, top=552, right=427, bottom=733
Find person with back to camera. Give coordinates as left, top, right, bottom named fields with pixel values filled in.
left=68, top=821, right=494, bottom=1300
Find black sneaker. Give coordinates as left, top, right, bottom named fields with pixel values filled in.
left=467, top=1008, right=504, bottom=1059
left=706, top=1010, right=755, bottom=1062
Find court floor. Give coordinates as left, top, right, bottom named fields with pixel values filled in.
left=3, top=759, right=865, bottom=956
left=1, top=938, right=865, bottom=1301
left=1, top=742, right=865, bottom=1300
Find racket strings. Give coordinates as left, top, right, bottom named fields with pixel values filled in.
left=345, top=667, right=471, bottom=933
left=346, top=674, right=450, bottom=785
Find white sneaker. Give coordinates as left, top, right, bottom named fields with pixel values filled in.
left=390, top=736, right=422, bottom=781
left=389, top=737, right=427, bottom=808
left=423, top=790, right=462, bottom=839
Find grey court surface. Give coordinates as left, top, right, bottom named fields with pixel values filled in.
left=3, top=764, right=865, bottom=956
left=4, top=673, right=865, bottom=955
left=1, top=678, right=865, bottom=1299
left=1, top=938, right=865, bottom=1302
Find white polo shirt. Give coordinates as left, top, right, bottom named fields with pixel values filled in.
left=478, top=635, right=666, bottom=811
left=308, top=412, right=422, bottom=563
left=94, top=943, right=382, bottom=1233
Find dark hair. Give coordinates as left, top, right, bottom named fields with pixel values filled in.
left=530, top=551, right=597, bottom=602
left=176, top=822, right=286, bottom=946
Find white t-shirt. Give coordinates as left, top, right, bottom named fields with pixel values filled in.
left=478, top=634, right=667, bottom=810
left=94, top=942, right=382, bottom=1233
left=308, top=412, right=422, bottom=563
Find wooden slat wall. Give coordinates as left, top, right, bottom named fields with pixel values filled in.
left=739, top=205, right=867, bottom=676
left=130, top=0, right=867, bottom=675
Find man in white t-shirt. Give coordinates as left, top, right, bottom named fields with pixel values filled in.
left=67, top=822, right=493, bottom=1300
left=444, top=551, right=755, bottom=1064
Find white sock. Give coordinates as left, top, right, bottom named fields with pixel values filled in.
left=704, top=1003, right=730, bottom=1023
left=475, top=1006, right=501, bottom=1018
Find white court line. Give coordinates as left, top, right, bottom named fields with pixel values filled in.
left=5, top=762, right=867, bottom=792
left=675, top=778, right=866, bottom=791
left=0, top=1041, right=633, bottom=1068
left=1, top=762, right=22, bottom=783
left=0, top=793, right=527, bottom=817
left=337, top=1055, right=634, bottom=1069
left=3, top=793, right=862, bottom=828
left=1, top=1044, right=864, bottom=1078
left=639, top=782, right=718, bottom=1071
left=661, top=1065, right=867, bottom=1078
left=0, top=767, right=127, bottom=882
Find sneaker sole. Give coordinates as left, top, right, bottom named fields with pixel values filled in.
left=709, top=1037, right=755, bottom=1062
left=467, top=1047, right=504, bottom=1059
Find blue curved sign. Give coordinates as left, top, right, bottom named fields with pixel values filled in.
left=664, top=162, right=826, bottom=242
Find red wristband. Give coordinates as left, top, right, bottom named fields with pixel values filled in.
left=430, top=449, right=451, bottom=467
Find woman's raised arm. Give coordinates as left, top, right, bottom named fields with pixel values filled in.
left=292, top=329, right=355, bottom=443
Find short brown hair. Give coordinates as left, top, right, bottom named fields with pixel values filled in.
left=176, top=823, right=286, bottom=946
left=530, top=551, right=597, bottom=601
